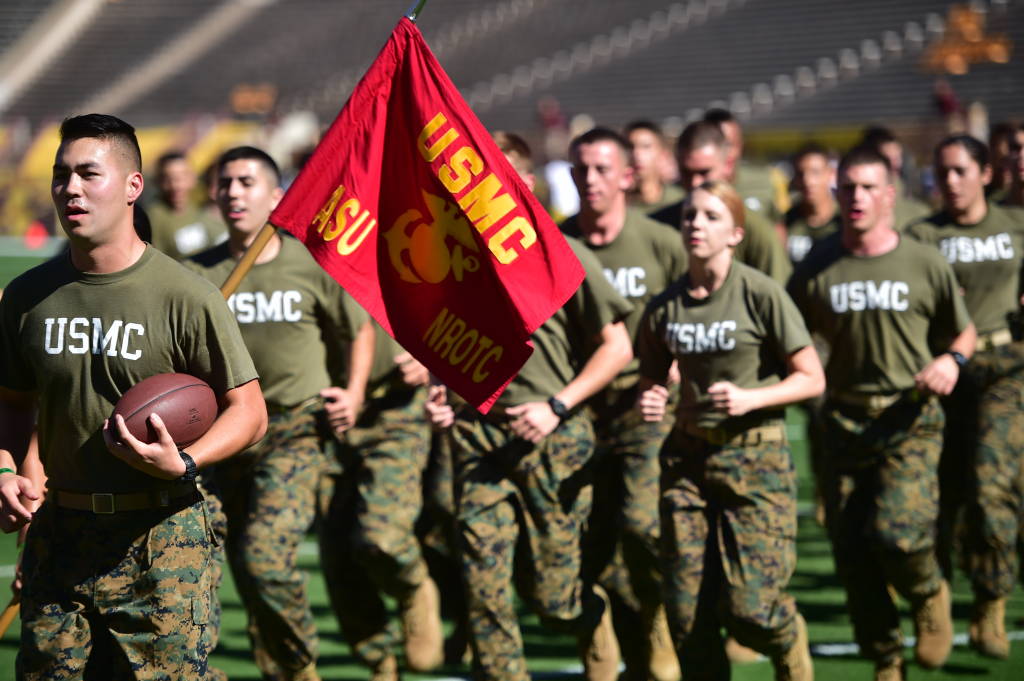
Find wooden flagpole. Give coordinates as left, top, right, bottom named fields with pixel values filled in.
left=218, top=222, right=278, bottom=298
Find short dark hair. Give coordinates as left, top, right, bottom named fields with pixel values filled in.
left=624, top=119, right=663, bottom=139
left=838, top=145, right=892, bottom=182
left=216, top=146, right=281, bottom=185
left=935, top=134, right=989, bottom=169
left=989, top=121, right=1017, bottom=150
left=860, top=126, right=899, bottom=149
left=676, top=121, right=726, bottom=156
left=569, top=127, right=632, bottom=164
left=792, top=142, right=831, bottom=166
left=702, top=108, right=737, bottom=126
left=59, top=113, right=142, bottom=172
left=492, top=131, right=533, bottom=174
left=156, top=150, right=188, bottom=174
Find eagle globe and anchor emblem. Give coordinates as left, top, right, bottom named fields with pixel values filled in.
left=384, top=190, right=482, bottom=284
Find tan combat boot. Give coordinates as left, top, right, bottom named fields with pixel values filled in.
left=401, top=575, right=444, bottom=672
left=725, top=636, right=762, bottom=663
left=771, top=613, right=813, bottom=681
left=370, top=655, right=400, bottom=681
left=646, top=605, right=681, bottom=681
left=912, top=579, right=953, bottom=669
left=969, top=597, right=1010, bottom=659
left=874, top=657, right=905, bottom=681
left=579, top=585, right=621, bottom=681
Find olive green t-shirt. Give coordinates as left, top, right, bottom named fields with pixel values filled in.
left=186, top=235, right=367, bottom=408
left=492, top=236, right=633, bottom=412
left=147, top=200, right=227, bottom=260
left=788, top=234, right=971, bottom=395
left=735, top=160, right=789, bottom=223
left=0, top=246, right=258, bottom=493
left=650, top=200, right=791, bottom=285
left=906, top=204, right=1024, bottom=335
left=628, top=183, right=685, bottom=215
left=784, top=206, right=840, bottom=264
left=638, top=262, right=811, bottom=429
left=561, top=209, right=687, bottom=382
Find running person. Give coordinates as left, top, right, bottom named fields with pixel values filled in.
left=188, top=146, right=373, bottom=681
left=625, top=120, right=684, bottom=214
left=561, top=126, right=686, bottom=681
left=906, top=134, right=1024, bottom=659
left=429, top=238, right=634, bottom=681
left=650, top=121, right=791, bottom=285
left=784, top=144, right=840, bottom=265
left=0, top=114, right=267, bottom=679
left=637, top=180, right=821, bottom=681
left=789, top=146, right=976, bottom=680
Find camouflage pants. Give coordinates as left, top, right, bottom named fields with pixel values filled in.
left=451, top=410, right=603, bottom=681
left=585, top=388, right=673, bottom=676
left=215, top=401, right=327, bottom=678
left=17, top=495, right=215, bottom=680
left=320, top=386, right=432, bottom=667
left=659, top=426, right=798, bottom=680
left=958, top=344, right=1024, bottom=599
left=822, top=395, right=944, bottom=664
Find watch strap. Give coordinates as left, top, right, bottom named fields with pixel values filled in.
left=178, top=450, right=198, bottom=482
left=548, top=396, right=569, bottom=420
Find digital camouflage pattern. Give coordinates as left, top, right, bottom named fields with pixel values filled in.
left=585, top=387, right=674, bottom=675
left=18, top=497, right=215, bottom=680
left=319, top=386, right=432, bottom=667
left=214, top=401, right=329, bottom=679
left=451, top=410, right=603, bottom=681
left=821, top=396, right=945, bottom=664
left=659, top=427, right=799, bottom=678
left=958, top=344, right=1024, bottom=600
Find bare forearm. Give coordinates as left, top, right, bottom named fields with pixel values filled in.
left=556, top=322, right=632, bottom=409
left=346, top=320, right=374, bottom=399
left=186, top=379, right=267, bottom=468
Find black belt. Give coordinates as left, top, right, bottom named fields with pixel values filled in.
left=50, top=482, right=198, bottom=514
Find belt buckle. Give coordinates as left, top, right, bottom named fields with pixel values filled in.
left=91, top=493, right=115, bottom=514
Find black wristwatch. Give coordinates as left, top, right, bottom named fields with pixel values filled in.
left=946, top=350, right=968, bottom=368
left=178, top=450, right=198, bottom=482
left=548, top=396, right=569, bottom=421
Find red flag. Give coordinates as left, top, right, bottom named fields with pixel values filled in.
left=270, top=18, right=584, bottom=412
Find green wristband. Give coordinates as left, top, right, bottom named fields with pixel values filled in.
left=0, top=468, right=15, bottom=476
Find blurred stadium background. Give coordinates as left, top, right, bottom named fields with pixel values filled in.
left=0, top=0, right=1020, bottom=259
left=0, top=2, right=1023, bottom=678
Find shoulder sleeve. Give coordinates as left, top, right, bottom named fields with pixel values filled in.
left=636, top=293, right=674, bottom=383
left=927, top=251, right=972, bottom=343
left=319, top=272, right=368, bottom=343
left=904, top=219, right=937, bottom=245
left=183, top=288, right=259, bottom=395
left=754, top=271, right=813, bottom=357
left=736, top=209, right=792, bottom=285
left=652, top=221, right=688, bottom=280
left=565, top=239, right=633, bottom=336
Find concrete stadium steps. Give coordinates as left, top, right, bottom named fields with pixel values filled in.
left=0, top=0, right=59, bottom=55
left=4, top=0, right=230, bottom=124
left=473, top=0, right=961, bottom=130
left=753, top=1, right=1024, bottom=129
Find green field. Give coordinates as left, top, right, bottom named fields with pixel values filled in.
left=0, top=252, right=1022, bottom=678
left=0, top=425, right=1022, bottom=679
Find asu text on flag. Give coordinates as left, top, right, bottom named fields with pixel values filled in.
left=269, top=18, right=584, bottom=412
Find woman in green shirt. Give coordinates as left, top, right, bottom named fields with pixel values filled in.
left=907, top=134, right=1024, bottom=659
left=637, top=180, right=824, bottom=681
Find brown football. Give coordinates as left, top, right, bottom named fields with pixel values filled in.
left=111, top=373, right=218, bottom=447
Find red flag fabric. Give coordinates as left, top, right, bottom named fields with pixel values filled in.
left=270, top=18, right=584, bottom=412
